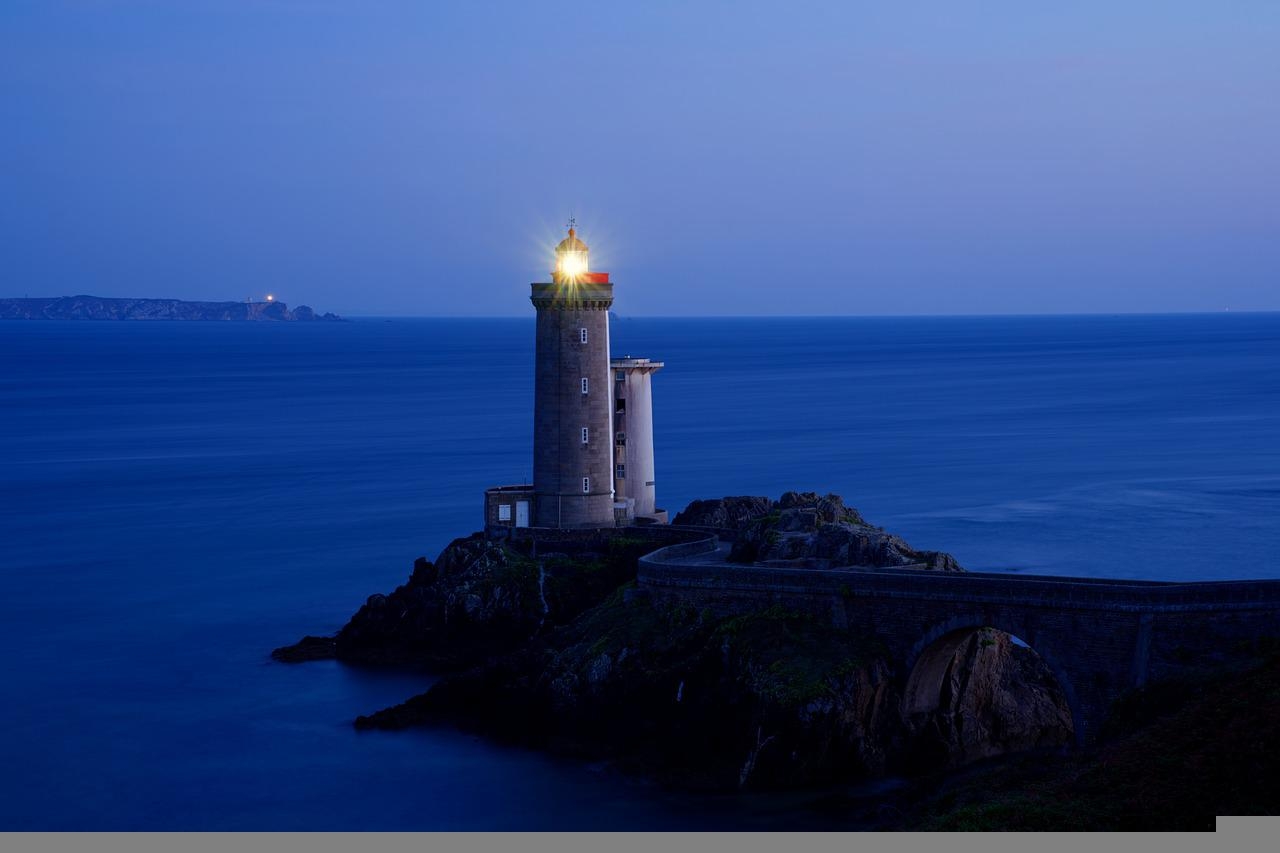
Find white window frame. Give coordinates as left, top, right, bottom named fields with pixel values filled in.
left=497, top=504, right=512, bottom=522
left=581, top=427, right=589, bottom=444
left=579, top=328, right=588, bottom=344
left=616, top=464, right=626, bottom=480
left=582, top=477, right=590, bottom=493
left=581, top=377, right=589, bottom=395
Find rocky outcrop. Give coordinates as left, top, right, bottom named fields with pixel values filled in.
left=912, top=654, right=1280, bottom=831
left=902, top=630, right=1074, bottom=770
left=272, top=499, right=1078, bottom=792
left=677, top=492, right=962, bottom=571
left=0, top=295, right=339, bottom=321
left=356, top=593, right=906, bottom=790
left=672, top=496, right=774, bottom=529
left=274, top=533, right=665, bottom=670
left=271, top=635, right=337, bottom=663
left=353, top=584, right=1076, bottom=790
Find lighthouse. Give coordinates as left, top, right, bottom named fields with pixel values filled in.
left=529, top=223, right=618, bottom=528
left=483, top=221, right=666, bottom=532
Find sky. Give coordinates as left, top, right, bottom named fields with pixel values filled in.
left=1, top=1, right=1277, bottom=316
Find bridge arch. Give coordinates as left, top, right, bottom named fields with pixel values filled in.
left=902, top=613, right=1085, bottom=748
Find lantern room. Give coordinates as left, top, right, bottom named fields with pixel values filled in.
left=553, top=223, right=609, bottom=284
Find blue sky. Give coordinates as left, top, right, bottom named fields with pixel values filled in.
left=2, top=1, right=1277, bottom=316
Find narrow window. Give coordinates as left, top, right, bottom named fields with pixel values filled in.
left=579, top=328, right=588, bottom=344
left=497, top=504, right=512, bottom=522
left=581, top=377, right=589, bottom=395
left=582, top=477, right=590, bottom=493
left=615, top=432, right=626, bottom=445
left=615, top=398, right=626, bottom=414
left=616, top=464, right=626, bottom=480
left=581, top=427, right=589, bottom=444
left=615, top=370, right=625, bottom=382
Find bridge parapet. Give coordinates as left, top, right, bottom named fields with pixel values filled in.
left=636, top=538, right=1280, bottom=745
left=638, top=542, right=1280, bottom=614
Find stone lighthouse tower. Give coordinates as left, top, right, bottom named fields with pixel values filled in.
left=482, top=221, right=666, bottom=533
left=529, top=223, right=617, bottom=528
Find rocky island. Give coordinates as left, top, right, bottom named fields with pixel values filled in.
left=280, top=497, right=1070, bottom=794
left=0, top=295, right=339, bottom=321
left=275, top=490, right=1280, bottom=829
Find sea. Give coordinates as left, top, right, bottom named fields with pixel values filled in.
left=1, top=314, right=1278, bottom=829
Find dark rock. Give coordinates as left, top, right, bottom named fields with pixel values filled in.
left=680, top=492, right=963, bottom=571
left=901, top=630, right=1074, bottom=772
left=327, top=533, right=659, bottom=669
left=777, top=491, right=866, bottom=525
left=271, top=635, right=337, bottom=663
left=671, top=496, right=772, bottom=529
left=364, top=594, right=906, bottom=790
left=912, top=654, right=1280, bottom=830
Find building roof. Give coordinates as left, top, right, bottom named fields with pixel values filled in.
left=612, top=357, right=664, bottom=370
left=555, top=228, right=588, bottom=254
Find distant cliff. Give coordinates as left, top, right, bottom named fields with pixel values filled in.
left=0, top=295, right=340, bottom=321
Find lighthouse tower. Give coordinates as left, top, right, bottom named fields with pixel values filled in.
left=482, top=221, right=666, bottom=533
left=529, top=224, right=617, bottom=528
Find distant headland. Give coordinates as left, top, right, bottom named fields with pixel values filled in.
left=0, top=295, right=340, bottom=321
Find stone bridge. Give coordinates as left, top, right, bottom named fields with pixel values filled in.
left=637, top=537, right=1280, bottom=744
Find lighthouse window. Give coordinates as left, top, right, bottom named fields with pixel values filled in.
left=579, top=328, right=588, bottom=344
left=581, top=427, right=589, bottom=444
left=582, top=477, right=590, bottom=493
left=615, top=370, right=625, bottom=382
left=616, top=464, right=626, bottom=480
left=615, top=398, right=626, bottom=414
left=615, top=432, right=626, bottom=445
left=497, top=504, right=512, bottom=522
left=581, top=377, right=589, bottom=395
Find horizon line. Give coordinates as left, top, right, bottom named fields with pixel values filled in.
left=339, top=309, right=1280, bottom=320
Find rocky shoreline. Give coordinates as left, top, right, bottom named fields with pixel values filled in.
left=275, top=492, right=1075, bottom=794
left=272, top=491, right=1280, bottom=824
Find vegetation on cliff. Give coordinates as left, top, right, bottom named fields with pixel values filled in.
left=907, top=654, right=1280, bottom=830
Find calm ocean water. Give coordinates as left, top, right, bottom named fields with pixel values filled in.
left=1, top=314, right=1278, bottom=829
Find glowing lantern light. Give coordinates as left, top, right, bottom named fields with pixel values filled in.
left=554, top=221, right=590, bottom=282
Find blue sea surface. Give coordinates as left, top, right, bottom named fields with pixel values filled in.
left=1, top=314, right=1278, bottom=829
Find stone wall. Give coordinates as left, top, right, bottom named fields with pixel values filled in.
left=489, top=523, right=704, bottom=556
left=637, top=538, right=1280, bottom=743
